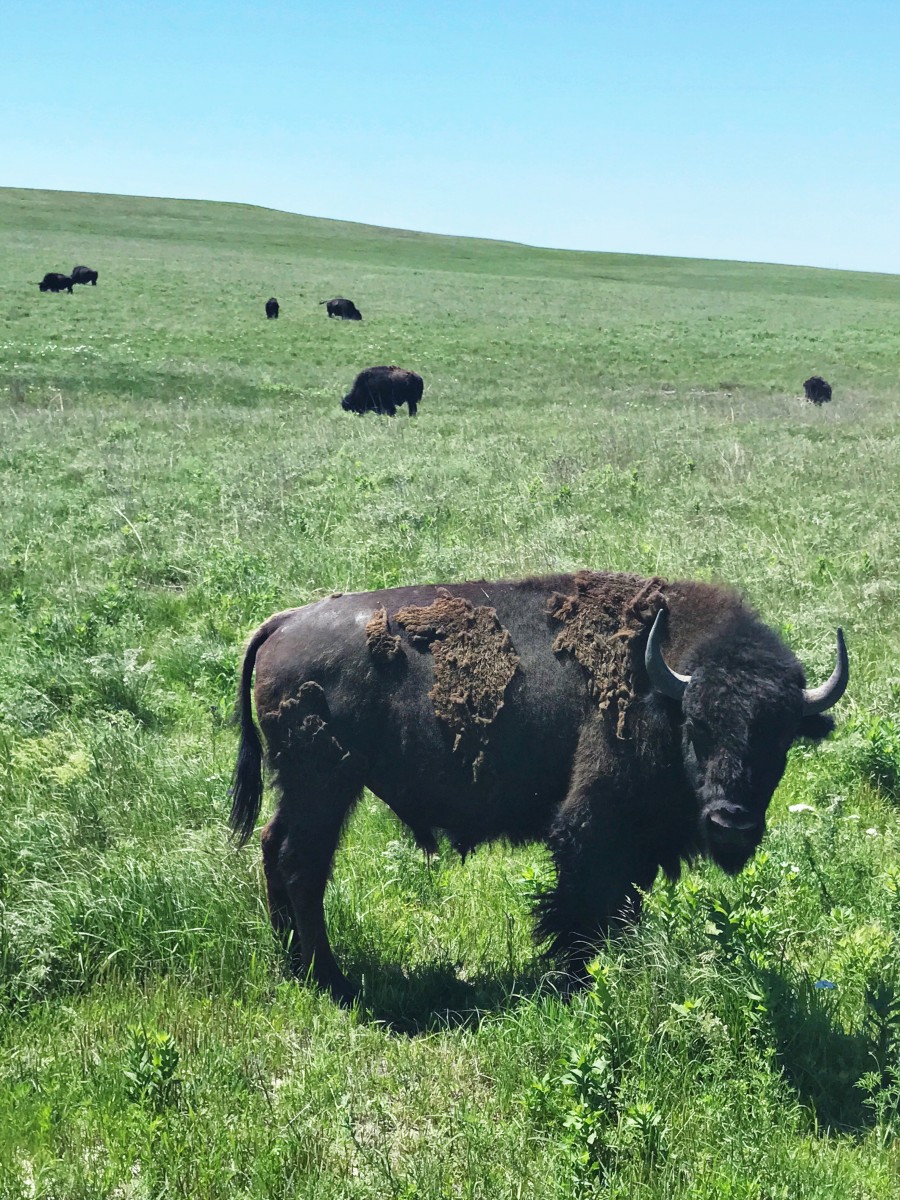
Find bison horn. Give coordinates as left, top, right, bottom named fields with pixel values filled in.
left=802, top=629, right=849, bottom=715
left=645, top=609, right=691, bottom=700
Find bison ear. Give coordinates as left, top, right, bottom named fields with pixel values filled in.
left=796, top=711, right=835, bottom=743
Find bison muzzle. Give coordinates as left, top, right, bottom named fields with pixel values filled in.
left=230, top=571, right=847, bottom=1002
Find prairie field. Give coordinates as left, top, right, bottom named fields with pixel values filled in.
left=2, top=186, right=900, bottom=1198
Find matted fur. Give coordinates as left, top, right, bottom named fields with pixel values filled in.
left=395, top=588, right=520, bottom=778
left=364, top=606, right=402, bottom=663
left=549, top=571, right=667, bottom=739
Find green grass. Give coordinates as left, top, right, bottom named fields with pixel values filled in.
left=1, top=185, right=900, bottom=1197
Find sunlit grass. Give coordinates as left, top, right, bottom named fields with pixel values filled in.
left=1, top=187, right=899, bottom=1197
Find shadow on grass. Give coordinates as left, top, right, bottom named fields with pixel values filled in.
left=346, top=957, right=558, bottom=1035
left=759, top=968, right=880, bottom=1135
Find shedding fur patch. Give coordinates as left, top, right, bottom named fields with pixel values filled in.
left=277, top=681, right=349, bottom=769
left=395, top=588, right=519, bottom=778
left=365, top=606, right=402, bottom=663
left=549, top=571, right=667, bottom=739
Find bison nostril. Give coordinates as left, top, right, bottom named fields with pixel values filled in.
left=708, top=812, right=756, bottom=831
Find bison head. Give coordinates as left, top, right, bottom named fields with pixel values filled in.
left=646, top=610, right=847, bottom=874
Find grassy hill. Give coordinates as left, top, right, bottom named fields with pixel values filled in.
left=1, top=187, right=899, bottom=1197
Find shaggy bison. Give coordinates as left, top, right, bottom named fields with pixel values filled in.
left=803, top=376, right=832, bottom=405
left=320, top=297, right=362, bottom=320
left=71, top=265, right=98, bottom=286
left=39, top=273, right=73, bottom=294
left=265, top=297, right=279, bottom=319
left=230, top=570, right=848, bottom=1001
left=341, top=366, right=423, bottom=417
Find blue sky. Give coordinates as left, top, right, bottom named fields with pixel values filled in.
left=5, top=1, right=899, bottom=272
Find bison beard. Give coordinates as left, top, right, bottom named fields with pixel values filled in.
left=230, top=573, right=847, bottom=1002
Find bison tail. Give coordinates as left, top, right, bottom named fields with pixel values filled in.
left=229, top=610, right=295, bottom=845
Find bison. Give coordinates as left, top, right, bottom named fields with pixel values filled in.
left=71, top=265, right=99, bottom=286
left=230, top=570, right=848, bottom=1002
left=39, top=273, right=73, bottom=294
left=341, top=366, right=423, bottom=417
left=320, top=297, right=362, bottom=320
left=265, top=297, right=279, bottom=319
left=803, top=376, right=832, bottom=405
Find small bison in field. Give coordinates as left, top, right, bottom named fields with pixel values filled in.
left=39, top=273, right=73, bottom=294
left=265, top=297, right=279, bottom=319
left=230, top=569, right=848, bottom=1002
left=320, top=297, right=362, bottom=321
left=341, top=366, right=423, bottom=416
left=803, top=376, right=832, bottom=405
left=71, top=265, right=98, bottom=286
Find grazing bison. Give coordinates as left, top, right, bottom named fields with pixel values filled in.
left=71, top=265, right=98, bottom=286
left=230, top=570, right=848, bottom=1001
left=265, top=297, right=280, bottom=319
left=341, top=366, right=424, bottom=417
left=39, top=273, right=73, bottom=294
left=803, top=376, right=832, bottom=405
left=320, top=297, right=362, bottom=320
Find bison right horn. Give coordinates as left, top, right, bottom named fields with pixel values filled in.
left=645, top=609, right=691, bottom=700
left=802, top=629, right=849, bottom=715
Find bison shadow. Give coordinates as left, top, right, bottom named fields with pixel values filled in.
left=353, top=960, right=553, bottom=1035
left=302, top=952, right=552, bottom=1034
left=759, top=967, right=887, bottom=1134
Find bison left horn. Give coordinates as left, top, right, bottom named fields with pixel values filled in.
left=802, top=628, right=849, bottom=715
left=645, top=609, right=690, bottom=700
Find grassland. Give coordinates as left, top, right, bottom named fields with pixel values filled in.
left=1, top=186, right=899, bottom=1198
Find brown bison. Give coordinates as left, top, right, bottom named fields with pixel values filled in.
left=341, top=366, right=423, bottom=416
left=265, top=297, right=279, bottom=319
left=320, top=297, right=362, bottom=320
left=803, top=376, right=832, bottom=405
left=230, top=571, right=848, bottom=1001
left=39, top=273, right=73, bottom=293
left=71, top=265, right=99, bottom=286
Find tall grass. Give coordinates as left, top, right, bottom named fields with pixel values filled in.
left=1, top=187, right=899, bottom=1197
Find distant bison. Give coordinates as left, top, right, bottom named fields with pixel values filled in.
left=803, top=376, right=832, bottom=405
left=71, top=265, right=98, bottom=286
left=39, top=273, right=73, bottom=294
left=266, top=297, right=280, bottom=319
left=320, top=297, right=362, bottom=321
left=342, top=366, right=423, bottom=417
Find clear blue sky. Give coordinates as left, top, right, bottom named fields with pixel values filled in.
left=5, top=1, right=899, bottom=272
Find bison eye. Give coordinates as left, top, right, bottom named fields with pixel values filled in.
left=685, top=717, right=713, bottom=756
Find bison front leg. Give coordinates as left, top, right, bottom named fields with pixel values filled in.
left=537, top=788, right=659, bottom=982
